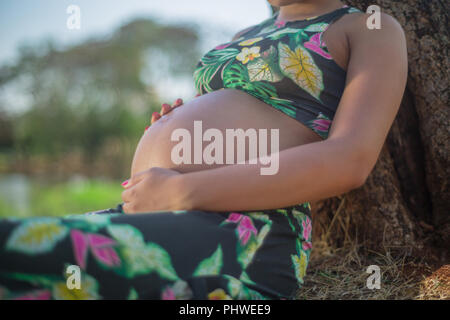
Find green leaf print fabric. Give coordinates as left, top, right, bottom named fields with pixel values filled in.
left=0, top=203, right=312, bottom=300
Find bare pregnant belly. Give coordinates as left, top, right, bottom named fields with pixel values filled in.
left=130, top=89, right=323, bottom=176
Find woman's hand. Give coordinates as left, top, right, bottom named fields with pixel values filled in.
left=151, top=98, right=184, bottom=124
left=150, top=94, right=201, bottom=124
left=121, top=167, right=188, bottom=214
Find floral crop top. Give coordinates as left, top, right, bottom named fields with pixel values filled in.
left=193, top=5, right=361, bottom=139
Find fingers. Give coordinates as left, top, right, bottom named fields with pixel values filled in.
left=121, top=172, right=146, bottom=211
left=172, top=98, right=183, bottom=109
left=151, top=98, right=183, bottom=125
left=161, top=98, right=183, bottom=116
left=122, top=202, right=134, bottom=214
left=149, top=97, right=186, bottom=129
left=121, top=170, right=147, bottom=192
left=151, top=112, right=161, bottom=124
left=122, top=202, right=131, bottom=214
left=121, top=185, right=134, bottom=203
left=160, top=103, right=172, bottom=116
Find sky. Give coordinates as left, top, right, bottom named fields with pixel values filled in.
left=0, top=0, right=272, bottom=65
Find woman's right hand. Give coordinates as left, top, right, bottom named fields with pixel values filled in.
left=151, top=98, right=183, bottom=124
left=151, top=94, right=201, bottom=124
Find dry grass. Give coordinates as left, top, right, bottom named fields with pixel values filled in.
left=416, top=264, right=450, bottom=300
left=296, top=239, right=449, bottom=300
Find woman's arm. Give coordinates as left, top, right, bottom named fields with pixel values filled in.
left=174, top=13, right=408, bottom=211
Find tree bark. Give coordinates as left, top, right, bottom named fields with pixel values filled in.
left=309, top=0, right=449, bottom=253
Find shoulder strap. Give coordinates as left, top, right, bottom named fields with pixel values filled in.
left=325, top=5, right=363, bottom=25
left=314, top=6, right=363, bottom=51
left=316, top=5, right=363, bottom=41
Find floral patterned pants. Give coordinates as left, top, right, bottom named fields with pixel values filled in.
left=0, top=203, right=312, bottom=300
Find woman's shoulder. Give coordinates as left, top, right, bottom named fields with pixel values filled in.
left=340, top=9, right=405, bottom=37
left=335, top=8, right=406, bottom=53
left=340, top=9, right=408, bottom=77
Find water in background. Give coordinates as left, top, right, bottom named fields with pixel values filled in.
left=0, top=174, right=123, bottom=218
left=0, top=174, right=30, bottom=215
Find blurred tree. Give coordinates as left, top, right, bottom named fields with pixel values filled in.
left=0, top=18, right=201, bottom=178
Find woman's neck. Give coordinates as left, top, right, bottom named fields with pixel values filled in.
left=277, top=0, right=344, bottom=22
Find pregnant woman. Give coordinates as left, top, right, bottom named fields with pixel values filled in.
left=0, top=0, right=407, bottom=300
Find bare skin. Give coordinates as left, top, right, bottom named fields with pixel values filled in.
left=131, top=0, right=347, bottom=177
left=122, top=0, right=408, bottom=214
left=131, top=89, right=323, bottom=176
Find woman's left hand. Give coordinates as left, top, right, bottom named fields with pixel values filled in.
left=121, top=167, right=185, bottom=214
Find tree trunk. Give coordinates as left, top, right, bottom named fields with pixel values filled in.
left=307, top=0, right=449, bottom=254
